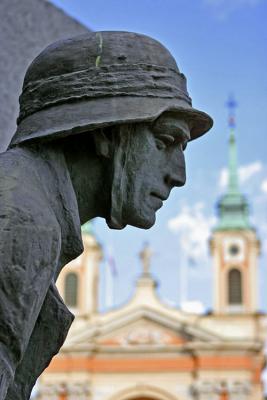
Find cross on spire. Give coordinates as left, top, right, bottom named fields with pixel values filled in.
left=225, top=95, right=239, bottom=193
left=226, top=94, right=238, bottom=129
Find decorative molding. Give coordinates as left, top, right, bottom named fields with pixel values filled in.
left=38, top=382, right=91, bottom=399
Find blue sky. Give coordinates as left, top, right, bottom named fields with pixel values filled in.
left=50, top=0, right=267, bottom=311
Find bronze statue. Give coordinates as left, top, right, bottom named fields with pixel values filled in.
left=0, top=31, right=212, bottom=399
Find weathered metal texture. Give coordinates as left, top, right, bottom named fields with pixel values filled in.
left=10, top=31, right=212, bottom=147
left=0, top=30, right=213, bottom=400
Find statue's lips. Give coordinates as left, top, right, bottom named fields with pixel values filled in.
left=150, top=192, right=169, bottom=209
left=150, top=192, right=169, bottom=201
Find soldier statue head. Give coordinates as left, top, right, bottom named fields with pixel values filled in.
left=10, top=31, right=213, bottom=230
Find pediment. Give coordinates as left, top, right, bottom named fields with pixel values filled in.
left=97, top=317, right=188, bottom=347
left=65, top=307, right=222, bottom=350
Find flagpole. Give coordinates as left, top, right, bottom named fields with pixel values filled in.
left=105, top=244, right=118, bottom=309
left=179, top=237, right=188, bottom=307
left=105, top=258, right=114, bottom=309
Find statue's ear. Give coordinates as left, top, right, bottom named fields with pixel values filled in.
left=94, top=129, right=113, bottom=158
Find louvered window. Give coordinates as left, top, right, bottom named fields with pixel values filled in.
left=65, top=273, right=78, bottom=307
left=228, top=268, right=242, bottom=305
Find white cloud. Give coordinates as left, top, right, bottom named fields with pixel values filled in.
left=204, top=0, right=263, bottom=19
left=239, top=162, right=263, bottom=183
left=261, top=180, right=267, bottom=194
left=206, top=0, right=261, bottom=5
left=219, top=161, right=263, bottom=189
left=168, top=203, right=216, bottom=263
left=219, top=167, right=228, bottom=188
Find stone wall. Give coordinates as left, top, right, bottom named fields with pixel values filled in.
left=0, top=0, right=89, bottom=151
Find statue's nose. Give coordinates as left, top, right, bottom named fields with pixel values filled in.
left=164, top=149, right=186, bottom=187
left=164, top=168, right=186, bottom=187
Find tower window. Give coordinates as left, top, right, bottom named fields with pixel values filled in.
left=65, top=273, right=78, bottom=307
left=228, top=268, right=242, bottom=305
left=229, top=244, right=239, bottom=256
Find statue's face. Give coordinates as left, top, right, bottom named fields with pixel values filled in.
left=119, top=112, right=190, bottom=229
left=62, top=112, right=189, bottom=229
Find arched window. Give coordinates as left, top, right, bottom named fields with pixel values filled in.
left=65, top=273, right=78, bottom=307
left=228, top=268, right=242, bottom=305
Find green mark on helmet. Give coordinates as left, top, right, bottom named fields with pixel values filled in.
left=95, top=32, right=103, bottom=67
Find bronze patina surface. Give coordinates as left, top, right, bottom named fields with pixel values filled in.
left=0, top=32, right=212, bottom=400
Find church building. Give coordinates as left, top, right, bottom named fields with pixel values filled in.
left=37, top=118, right=266, bottom=400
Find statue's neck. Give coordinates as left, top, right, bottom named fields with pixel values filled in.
left=63, top=145, right=111, bottom=225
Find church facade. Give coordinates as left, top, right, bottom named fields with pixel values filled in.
left=37, top=124, right=266, bottom=400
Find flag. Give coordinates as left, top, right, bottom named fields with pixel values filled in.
left=106, top=245, right=118, bottom=277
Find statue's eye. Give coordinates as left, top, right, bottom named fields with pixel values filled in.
left=155, top=134, right=175, bottom=149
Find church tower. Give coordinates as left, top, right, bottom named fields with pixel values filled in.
left=57, top=221, right=102, bottom=316
left=210, top=98, right=260, bottom=314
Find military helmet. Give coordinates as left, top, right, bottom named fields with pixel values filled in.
left=10, top=31, right=213, bottom=147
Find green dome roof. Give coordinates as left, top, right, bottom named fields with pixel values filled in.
left=214, top=127, right=251, bottom=232
left=81, top=220, right=94, bottom=235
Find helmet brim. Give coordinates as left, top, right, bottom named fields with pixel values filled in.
left=10, top=96, right=213, bottom=147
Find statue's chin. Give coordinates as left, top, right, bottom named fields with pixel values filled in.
left=106, top=207, right=156, bottom=230
left=106, top=217, right=155, bottom=231
left=130, top=214, right=156, bottom=230
left=106, top=217, right=126, bottom=230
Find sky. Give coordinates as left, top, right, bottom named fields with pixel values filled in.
left=50, top=0, right=267, bottom=312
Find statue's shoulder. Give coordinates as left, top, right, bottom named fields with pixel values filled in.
left=0, top=148, right=59, bottom=230
left=0, top=148, right=31, bottom=198
left=0, top=148, right=35, bottom=179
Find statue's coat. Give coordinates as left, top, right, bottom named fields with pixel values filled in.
left=0, top=146, right=83, bottom=399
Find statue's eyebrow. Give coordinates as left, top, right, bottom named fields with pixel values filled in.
left=153, top=118, right=190, bottom=142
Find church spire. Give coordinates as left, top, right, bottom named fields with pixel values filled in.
left=227, top=96, right=239, bottom=195
left=214, top=96, right=251, bottom=231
